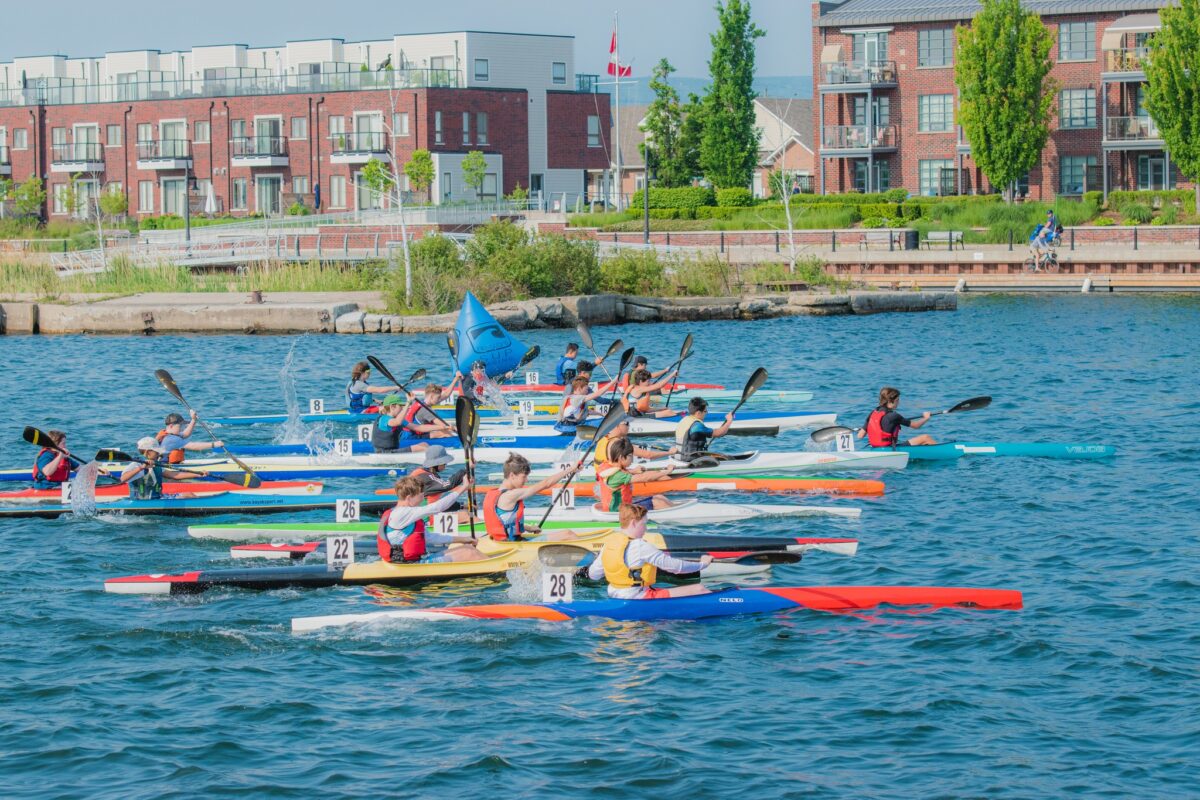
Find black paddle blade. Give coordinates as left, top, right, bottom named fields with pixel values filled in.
left=679, top=333, right=694, bottom=361
left=454, top=397, right=475, bottom=449
left=576, top=322, right=594, bottom=351
left=95, top=449, right=137, bottom=463
left=517, top=345, right=541, bottom=370
left=593, top=403, right=627, bottom=442
left=729, top=368, right=769, bottom=415
left=367, top=355, right=401, bottom=387
left=154, top=369, right=184, bottom=403
left=616, top=347, right=636, bottom=375
left=406, top=368, right=427, bottom=387
left=446, top=333, right=458, bottom=359
left=22, top=426, right=51, bottom=447
left=811, top=425, right=855, bottom=444
left=948, top=396, right=992, bottom=414
left=603, top=338, right=624, bottom=361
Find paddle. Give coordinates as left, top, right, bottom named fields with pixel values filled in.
left=507, top=345, right=541, bottom=382
left=608, top=347, right=636, bottom=402
left=663, top=333, right=694, bottom=410
left=23, top=426, right=89, bottom=468
left=454, top=396, right=479, bottom=539
left=535, top=402, right=626, bottom=530
left=730, top=368, right=769, bottom=417
left=94, top=449, right=255, bottom=487
left=810, top=396, right=993, bottom=444
left=576, top=322, right=614, bottom=381
left=368, top=355, right=454, bottom=436
left=154, top=369, right=262, bottom=488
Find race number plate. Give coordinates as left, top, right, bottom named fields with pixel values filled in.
left=335, top=498, right=360, bottom=522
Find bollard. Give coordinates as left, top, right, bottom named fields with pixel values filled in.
left=295, top=237, right=301, bottom=258
left=1070, top=229, right=1075, bottom=251
left=947, top=232, right=952, bottom=252
left=1008, top=229, right=1013, bottom=251
left=316, top=235, right=322, bottom=257
left=1133, top=226, right=1138, bottom=251
left=344, top=234, right=349, bottom=256
left=775, top=230, right=780, bottom=252
left=832, top=231, right=837, bottom=252
left=374, top=233, right=380, bottom=257
left=720, top=231, right=725, bottom=253
left=666, top=232, right=671, bottom=247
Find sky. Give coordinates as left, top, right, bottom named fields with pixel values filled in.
left=2, top=0, right=811, bottom=77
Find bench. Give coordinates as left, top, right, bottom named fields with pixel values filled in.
left=755, top=280, right=810, bottom=293
left=858, top=230, right=900, bottom=250
left=921, top=230, right=965, bottom=250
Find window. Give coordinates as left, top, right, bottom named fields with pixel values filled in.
left=328, top=116, right=345, bottom=137
left=13, top=129, right=27, bottom=149
left=1059, top=89, right=1096, bottom=129
left=291, top=116, right=307, bottom=140
left=1059, top=21, right=1095, bottom=61
left=293, top=176, right=309, bottom=194
left=853, top=96, right=890, bottom=127
left=393, top=112, right=409, bottom=137
left=232, top=178, right=248, bottom=210
left=53, top=183, right=68, bottom=214
left=434, top=111, right=444, bottom=144
left=853, top=160, right=890, bottom=192
left=194, top=121, right=210, bottom=143
left=918, top=29, right=953, bottom=67
left=442, top=171, right=452, bottom=202
left=552, top=62, right=567, bottom=84
left=138, top=180, right=154, bottom=212
left=463, top=111, right=471, bottom=145
left=108, top=181, right=123, bottom=196
left=481, top=173, right=498, bottom=201
left=194, top=179, right=211, bottom=206
left=136, top=123, right=152, bottom=144
left=474, top=58, right=489, bottom=82
left=476, top=112, right=489, bottom=145
left=106, top=125, right=122, bottom=147
left=919, top=159, right=954, bottom=196
left=231, top=119, right=246, bottom=140
left=1135, top=84, right=1149, bottom=118
left=587, top=115, right=602, bottom=147
left=1059, top=155, right=1097, bottom=194
left=851, top=32, right=889, bottom=64
left=329, top=175, right=346, bottom=208
left=918, top=94, right=953, bottom=132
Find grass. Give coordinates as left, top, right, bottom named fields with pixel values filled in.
left=911, top=199, right=1100, bottom=243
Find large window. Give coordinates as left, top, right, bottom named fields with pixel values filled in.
left=291, top=116, right=307, bottom=140
left=13, top=129, right=27, bottom=149
left=293, top=176, right=309, bottom=194
left=329, top=175, right=346, bottom=208
left=854, top=159, right=890, bottom=192
left=552, top=62, right=567, bottom=84
left=136, top=123, right=152, bottom=144
left=434, top=111, right=444, bottom=145
left=476, top=113, right=489, bottom=145
left=106, top=125, right=122, bottom=147
left=1059, top=22, right=1095, bottom=61
left=393, top=112, right=410, bottom=137
left=194, top=121, right=210, bottom=143
left=231, top=119, right=246, bottom=140
left=474, top=58, right=489, bottom=82
left=587, top=115, right=602, bottom=147
left=851, top=32, right=888, bottom=63
left=232, top=178, right=247, bottom=210
left=918, top=29, right=953, bottom=67
left=918, top=94, right=954, bottom=132
left=853, top=96, right=890, bottom=127
left=1059, top=89, right=1096, bottom=129
left=463, top=112, right=471, bottom=145
left=1059, top=155, right=1097, bottom=194
left=138, top=180, right=154, bottom=213
left=919, top=159, right=954, bottom=196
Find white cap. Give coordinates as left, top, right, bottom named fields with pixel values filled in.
left=136, top=436, right=166, bottom=454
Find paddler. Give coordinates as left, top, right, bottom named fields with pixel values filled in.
left=555, top=343, right=580, bottom=385
left=483, top=453, right=579, bottom=541
left=370, top=394, right=414, bottom=453
left=118, top=437, right=201, bottom=500
left=586, top=503, right=712, bottom=599
left=858, top=387, right=937, bottom=447
left=157, top=412, right=224, bottom=464
left=674, top=397, right=734, bottom=461
left=556, top=376, right=616, bottom=435
left=31, top=430, right=72, bottom=489
left=409, top=445, right=467, bottom=513
left=622, top=368, right=685, bottom=419
left=457, top=360, right=503, bottom=408
left=377, top=474, right=484, bottom=563
left=593, top=417, right=675, bottom=478
left=619, top=355, right=670, bottom=390
left=398, top=384, right=457, bottom=441
left=346, top=361, right=400, bottom=414
left=597, top=437, right=678, bottom=512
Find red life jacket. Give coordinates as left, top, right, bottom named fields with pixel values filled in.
left=375, top=507, right=427, bottom=563
left=401, top=402, right=427, bottom=437
left=865, top=407, right=898, bottom=448
left=32, top=448, right=71, bottom=483
left=597, top=461, right=632, bottom=512
left=483, top=487, right=525, bottom=541
left=155, top=429, right=186, bottom=464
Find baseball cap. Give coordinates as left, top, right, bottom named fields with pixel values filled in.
left=381, top=394, right=405, bottom=407
left=136, top=436, right=166, bottom=454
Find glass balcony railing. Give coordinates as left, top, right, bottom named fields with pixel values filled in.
left=331, top=131, right=388, bottom=153
left=820, top=60, right=897, bottom=87
left=1104, top=47, right=1150, bottom=73
left=821, top=124, right=897, bottom=150
left=51, top=142, right=103, bottom=163
left=1106, top=116, right=1161, bottom=141
left=576, top=73, right=600, bottom=92
left=231, top=136, right=288, bottom=157
left=137, top=139, right=191, bottom=159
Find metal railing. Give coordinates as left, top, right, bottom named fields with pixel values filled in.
left=50, top=142, right=104, bottom=163
left=820, top=60, right=898, bottom=86
left=50, top=234, right=287, bottom=275
left=1104, top=47, right=1150, bottom=73
left=821, top=124, right=898, bottom=150
left=576, top=73, right=600, bottom=92
left=331, top=131, right=388, bottom=153
left=230, top=136, right=288, bottom=157
left=137, top=139, right=191, bottom=159
left=1106, top=116, right=1161, bottom=141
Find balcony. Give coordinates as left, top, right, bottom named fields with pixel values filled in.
left=331, top=131, right=389, bottom=164
left=1102, top=47, right=1150, bottom=79
left=136, top=139, right=192, bottom=170
left=0, top=145, right=9, bottom=175
left=1104, top=116, right=1163, bottom=149
left=819, top=61, right=898, bottom=92
left=230, top=136, right=289, bottom=167
left=576, top=73, right=600, bottom=93
left=50, top=142, right=104, bottom=173
left=821, top=124, right=898, bottom=155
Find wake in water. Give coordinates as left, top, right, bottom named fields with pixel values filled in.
left=67, top=462, right=100, bottom=517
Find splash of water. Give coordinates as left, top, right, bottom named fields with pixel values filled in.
left=68, top=462, right=100, bottom=517
left=273, top=338, right=307, bottom=445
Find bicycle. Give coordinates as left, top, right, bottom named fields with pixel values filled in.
left=1023, top=246, right=1059, bottom=273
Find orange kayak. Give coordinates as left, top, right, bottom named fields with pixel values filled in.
left=377, top=474, right=883, bottom=497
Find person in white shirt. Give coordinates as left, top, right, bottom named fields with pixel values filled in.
left=586, top=503, right=712, bottom=599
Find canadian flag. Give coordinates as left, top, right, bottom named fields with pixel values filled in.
left=607, top=31, right=632, bottom=77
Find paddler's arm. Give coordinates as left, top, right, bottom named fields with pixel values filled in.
left=162, top=468, right=202, bottom=480
left=586, top=556, right=605, bottom=581
left=647, top=369, right=680, bottom=393
left=906, top=412, right=932, bottom=430
left=118, top=463, right=146, bottom=483
left=634, top=444, right=674, bottom=460
left=710, top=412, right=735, bottom=440
left=634, top=540, right=713, bottom=575
left=630, top=464, right=675, bottom=483
left=584, top=380, right=617, bottom=402
left=521, top=464, right=579, bottom=499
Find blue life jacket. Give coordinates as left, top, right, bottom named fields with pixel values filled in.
left=346, top=380, right=371, bottom=413
left=556, top=355, right=577, bottom=385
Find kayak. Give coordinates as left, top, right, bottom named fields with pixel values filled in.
left=0, top=493, right=395, bottom=520
left=392, top=473, right=884, bottom=498
left=867, top=442, right=1117, bottom=461
left=291, top=585, right=1025, bottom=631
left=225, top=435, right=577, bottom=457
left=190, top=518, right=617, bottom=542
left=0, top=480, right=323, bottom=505
left=515, top=449, right=909, bottom=480
left=531, top=498, right=861, bottom=525
left=0, top=463, right=410, bottom=484
left=449, top=292, right=530, bottom=377
left=489, top=381, right=725, bottom=395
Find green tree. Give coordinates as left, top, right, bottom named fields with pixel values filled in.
left=1144, top=0, right=1200, bottom=208
left=360, top=157, right=394, bottom=196
left=955, top=0, right=1055, bottom=201
left=13, top=176, right=47, bottom=219
left=698, top=0, right=764, bottom=189
left=641, top=59, right=696, bottom=187
left=405, top=149, right=434, bottom=203
left=98, top=185, right=128, bottom=219
left=0, top=177, right=12, bottom=219
left=461, top=150, right=488, bottom=199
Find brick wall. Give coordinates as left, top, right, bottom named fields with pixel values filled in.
left=424, top=87, right=529, bottom=195
left=545, top=90, right=613, bottom=169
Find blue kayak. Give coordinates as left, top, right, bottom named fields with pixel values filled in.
left=226, top=434, right=573, bottom=457
left=869, top=442, right=1116, bottom=461
left=448, top=292, right=529, bottom=378
left=210, top=407, right=523, bottom=426
left=0, top=493, right=395, bottom=519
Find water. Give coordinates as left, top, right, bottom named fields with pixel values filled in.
left=1, top=295, right=1197, bottom=798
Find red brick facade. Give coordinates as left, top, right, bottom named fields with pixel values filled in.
left=545, top=91, right=612, bottom=169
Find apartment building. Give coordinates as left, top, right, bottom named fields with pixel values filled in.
left=0, top=31, right=611, bottom=219
left=811, top=0, right=1177, bottom=199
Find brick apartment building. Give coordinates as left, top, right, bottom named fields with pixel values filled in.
left=811, top=0, right=1178, bottom=199
left=0, top=31, right=611, bottom=219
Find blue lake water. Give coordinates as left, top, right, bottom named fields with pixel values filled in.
left=1, top=295, right=1197, bottom=798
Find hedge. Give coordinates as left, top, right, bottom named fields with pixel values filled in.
left=716, top=187, right=754, bottom=207
left=629, top=186, right=715, bottom=210
left=1106, top=190, right=1195, bottom=213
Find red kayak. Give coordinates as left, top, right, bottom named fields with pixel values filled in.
left=0, top=480, right=323, bottom=504
left=458, top=382, right=726, bottom=395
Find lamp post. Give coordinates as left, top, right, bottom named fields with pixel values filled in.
left=642, top=140, right=652, bottom=246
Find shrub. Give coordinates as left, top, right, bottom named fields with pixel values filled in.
left=861, top=216, right=888, bottom=229
left=600, top=249, right=667, bottom=295
left=1083, top=191, right=1104, bottom=209
left=695, top=206, right=739, bottom=220
left=899, top=202, right=924, bottom=221
left=464, top=219, right=529, bottom=270
left=859, top=203, right=901, bottom=219
left=1159, top=206, right=1179, bottom=225
left=1150, top=216, right=1166, bottom=225
left=392, top=234, right=468, bottom=313
left=1123, top=203, right=1153, bottom=224
left=1092, top=217, right=1115, bottom=226
left=716, top=187, right=754, bottom=207
left=883, top=188, right=909, bottom=202
left=629, top=186, right=715, bottom=210
left=286, top=202, right=312, bottom=216
left=668, top=254, right=735, bottom=296
left=1108, top=189, right=1194, bottom=213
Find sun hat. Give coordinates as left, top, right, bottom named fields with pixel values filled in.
left=381, top=394, right=406, bottom=407
left=421, top=445, right=454, bottom=469
left=136, top=436, right=166, bottom=454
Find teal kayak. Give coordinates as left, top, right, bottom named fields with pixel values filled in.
left=0, top=493, right=395, bottom=520
left=870, top=442, right=1116, bottom=461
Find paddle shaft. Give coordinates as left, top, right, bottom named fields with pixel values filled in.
left=155, top=370, right=261, bottom=487
left=664, top=334, right=693, bottom=410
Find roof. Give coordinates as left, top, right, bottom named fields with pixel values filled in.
left=612, top=104, right=648, bottom=170
left=755, top=97, right=813, bottom=149
left=816, top=0, right=1169, bottom=27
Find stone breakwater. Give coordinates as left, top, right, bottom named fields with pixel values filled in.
left=0, top=291, right=953, bottom=335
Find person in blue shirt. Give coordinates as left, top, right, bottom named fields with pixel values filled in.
left=32, top=430, right=73, bottom=489
left=345, top=361, right=400, bottom=414
left=673, top=397, right=735, bottom=460
left=157, top=412, right=223, bottom=464
left=555, top=343, right=580, bottom=385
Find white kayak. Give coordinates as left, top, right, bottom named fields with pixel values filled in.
left=479, top=411, right=836, bottom=438
left=511, top=449, right=909, bottom=480
left=116, top=448, right=566, bottom=477
left=544, top=499, right=861, bottom=525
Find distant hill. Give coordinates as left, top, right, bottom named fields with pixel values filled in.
left=608, top=75, right=812, bottom=104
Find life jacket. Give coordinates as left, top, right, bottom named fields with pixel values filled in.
left=674, top=413, right=711, bottom=459
left=375, top=506, right=427, bottom=563
left=597, top=462, right=633, bottom=512
left=621, top=386, right=650, bottom=417
left=483, top=487, right=525, bottom=541
left=593, top=436, right=613, bottom=477
left=346, top=380, right=371, bottom=413
left=128, top=464, right=164, bottom=500
left=401, top=402, right=427, bottom=438
left=32, top=448, right=71, bottom=484
left=864, top=407, right=898, bottom=448
left=600, top=536, right=657, bottom=590
left=371, top=413, right=402, bottom=452
left=556, top=355, right=577, bottom=385
left=555, top=394, right=588, bottom=434
left=155, top=429, right=186, bottom=464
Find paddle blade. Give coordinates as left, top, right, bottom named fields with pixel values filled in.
left=517, top=345, right=541, bottom=370
left=616, top=347, right=635, bottom=375
left=730, top=368, right=768, bottom=414
left=406, top=369, right=427, bottom=388
left=446, top=333, right=458, bottom=359
left=948, top=396, right=992, bottom=414
left=22, top=426, right=51, bottom=447
left=811, top=425, right=855, bottom=444
left=95, top=449, right=137, bottom=463
left=454, top=397, right=476, bottom=449
left=538, top=544, right=594, bottom=569
left=367, top=355, right=401, bottom=388
left=154, top=369, right=184, bottom=403
left=576, top=322, right=594, bottom=351
left=603, top=338, right=624, bottom=361
left=678, top=333, right=694, bottom=361
left=593, top=403, right=628, bottom=442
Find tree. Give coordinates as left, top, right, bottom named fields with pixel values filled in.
left=955, top=0, right=1055, bottom=201
left=98, top=185, right=128, bottom=219
left=461, top=150, right=488, bottom=200
left=361, top=155, right=414, bottom=302
left=406, top=149, right=434, bottom=203
left=0, top=177, right=12, bottom=219
left=762, top=97, right=804, bottom=272
left=61, top=173, right=84, bottom=219
left=13, top=176, right=47, bottom=219
left=641, top=59, right=696, bottom=187
left=1144, top=0, right=1200, bottom=208
left=698, top=0, right=764, bottom=189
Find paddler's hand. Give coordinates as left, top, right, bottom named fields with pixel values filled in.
left=455, top=476, right=471, bottom=494
left=699, top=555, right=714, bottom=567
left=211, top=440, right=224, bottom=448
left=921, top=412, right=932, bottom=421
left=725, top=412, right=735, bottom=423
left=668, top=445, right=679, bottom=455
